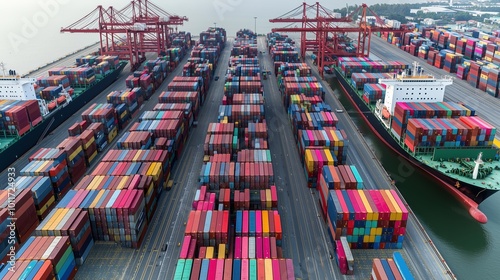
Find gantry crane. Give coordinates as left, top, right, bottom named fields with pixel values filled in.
left=269, top=2, right=412, bottom=77
left=61, top=0, right=188, bottom=70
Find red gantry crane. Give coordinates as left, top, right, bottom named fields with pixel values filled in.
left=61, top=0, right=188, bottom=70
left=269, top=2, right=411, bottom=77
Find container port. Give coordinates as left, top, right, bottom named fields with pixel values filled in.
left=0, top=4, right=465, bottom=279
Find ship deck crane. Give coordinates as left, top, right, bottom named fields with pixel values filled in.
left=61, top=0, right=188, bottom=70
left=269, top=2, right=412, bottom=77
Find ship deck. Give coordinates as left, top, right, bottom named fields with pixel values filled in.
left=419, top=154, right=500, bottom=190
left=0, top=38, right=455, bottom=279
left=0, top=137, right=16, bottom=150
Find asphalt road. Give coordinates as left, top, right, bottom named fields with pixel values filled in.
left=369, top=36, right=499, bottom=139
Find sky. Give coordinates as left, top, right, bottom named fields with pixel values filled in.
left=0, top=0, right=427, bottom=75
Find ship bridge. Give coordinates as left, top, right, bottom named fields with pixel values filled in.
left=379, top=62, right=453, bottom=115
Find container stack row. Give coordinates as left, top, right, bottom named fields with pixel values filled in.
left=199, top=27, right=227, bottom=49
left=158, top=91, right=200, bottom=121
left=390, top=101, right=496, bottom=150
left=371, top=252, right=415, bottom=280
left=0, top=236, right=77, bottom=279
left=317, top=165, right=364, bottom=217
left=173, top=29, right=295, bottom=280
left=0, top=100, right=42, bottom=136
left=276, top=66, right=325, bottom=108
left=56, top=188, right=148, bottom=248
left=9, top=176, right=55, bottom=220
left=231, top=29, right=257, bottom=57
left=350, top=73, right=393, bottom=90
left=170, top=31, right=192, bottom=51
left=21, top=147, right=75, bottom=202
left=0, top=49, right=189, bottom=274
left=268, top=39, right=299, bottom=63
left=153, top=103, right=195, bottom=128
left=338, top=58, right=408, bottom=78
left=224, top=44, right=263, bottom=114
left=275, top=62, right=311, bottom=78
left=326, top=189, right=409, bottom=249
left=405, top=117, right=496, bottom=151
left=167, top=76, right=206, bottom=106
left=0, top=188, right=39, bottom=260
left=269, top=34, right=416, bottom=276
left=48, top=66, right=96, bottom=86
left=106, top=87, right=143, bottom=122
left=34, top=208, right=94, bottom=266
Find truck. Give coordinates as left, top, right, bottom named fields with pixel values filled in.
left=262, top=70, right=271, bottom=80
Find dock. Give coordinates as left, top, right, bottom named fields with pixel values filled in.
left=0, top=35, right=455, bottom=279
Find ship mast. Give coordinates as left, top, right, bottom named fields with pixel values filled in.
left=0, top=62, right=6, bottom=76
left=473, top=152, right=484, bottom=180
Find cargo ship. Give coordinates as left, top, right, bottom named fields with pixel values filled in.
left=334, top=59, right=500, bottom=223
left=0, top=59, right=127, bottom=172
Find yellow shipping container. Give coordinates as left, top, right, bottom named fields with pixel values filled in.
left=68, top=146, right=83, bottom=162
left=206, top=246, right=214, bottom=259
left=35, top=161, right=51, bottom=176
left=113, top=176, right=123, bottom=190
left=83, top=136, right=95, bottom=150
left=88, top=176, right=101, bottom=190
left=50, top=208, right=69, bottom=236
left=324, top=149, right=334, bottom=165
left=264, top=259, right=273, bottom=280
left=218, top=244, right=226, bottom=259
left=36, top=196, right=55, bottom=217
left=265, top=189, right=272, bottom=209
left=385, top=190, right=403, bottom=221
left=89, top=190, right=106, bottom=214
left=56, top=208, right=75, bottom=235
left=262, top=210, right=269, bottom=237
left=41, top=208, right=63, bottom=236
left=493, top=138, right=500, bottom=148
left=304, top=149, right=314, bottom=171
left=107, top=127, right=118, bottom=142
left=358, top=190, right=374, bottom=221
left=380, top=191, right=397, bottom=221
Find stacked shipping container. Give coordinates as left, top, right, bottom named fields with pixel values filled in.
left=174, top=30, right=295, bottom=279
left=326, top=189, right=409, bottom=249
left=0, top=43, right=190, bottom=272
left=378, top=26, right=500, bottom=98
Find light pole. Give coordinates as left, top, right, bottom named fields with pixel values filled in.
left=214, top=22, right=217, bottom=29
left=254, top=17, right=257, bottom=36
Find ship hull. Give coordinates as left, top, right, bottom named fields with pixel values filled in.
left=334, top=67, right=496, bottom=223
left=0, top=62, right=127, bottom=172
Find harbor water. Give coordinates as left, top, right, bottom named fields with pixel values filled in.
left=329, top=78, right=499, bottom=280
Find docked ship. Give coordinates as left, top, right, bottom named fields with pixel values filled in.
left=334, top=60, right=500, bottom=223
left=0, top=59, right=127, bottom=172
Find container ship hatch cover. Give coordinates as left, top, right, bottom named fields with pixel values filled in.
left=0, top=60, right=127, bottom=172
left=334, top=60, right=500, bottom=223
